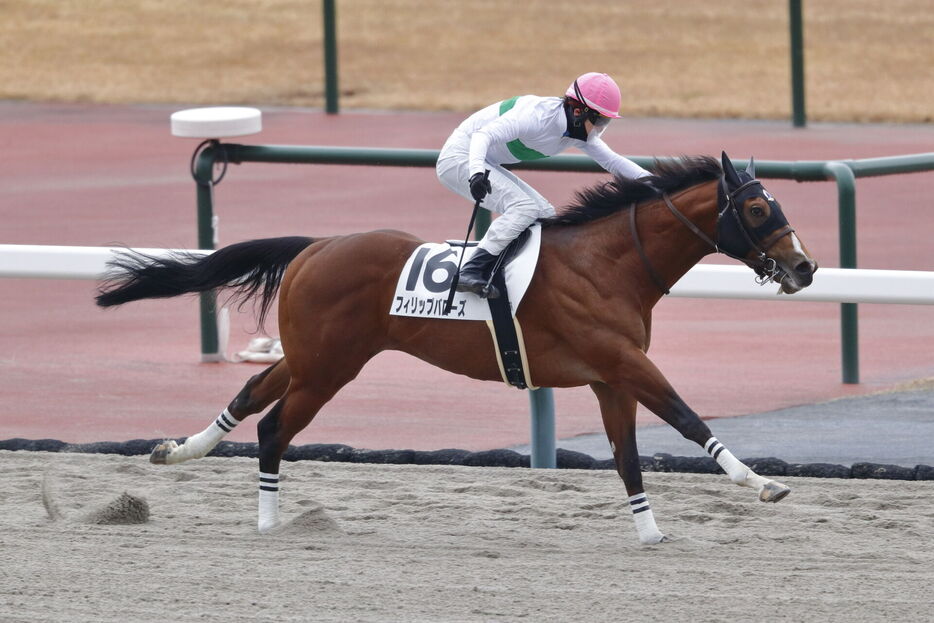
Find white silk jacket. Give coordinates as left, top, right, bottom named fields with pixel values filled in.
left=459, top=95, right=651, bottom=180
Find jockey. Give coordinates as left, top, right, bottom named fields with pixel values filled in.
left=436, top=72, right=651, bottom=298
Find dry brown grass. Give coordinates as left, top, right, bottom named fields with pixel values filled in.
left=2, top=0, right=932, bottom=122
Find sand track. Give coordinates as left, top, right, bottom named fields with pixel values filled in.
left=2, top=451, right=932, bottom=622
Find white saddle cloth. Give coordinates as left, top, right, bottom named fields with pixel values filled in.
left=389, top=224, right=542, bottom=321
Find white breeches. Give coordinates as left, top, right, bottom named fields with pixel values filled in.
left=437, top=130, right=556, bottom=256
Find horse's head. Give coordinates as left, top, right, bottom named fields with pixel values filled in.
left=718, top=152, right=818, bottom=294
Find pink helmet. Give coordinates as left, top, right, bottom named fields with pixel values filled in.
left=565, top=72, right=622, bottom=119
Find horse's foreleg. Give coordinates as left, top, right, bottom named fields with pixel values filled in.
left=701, top=436, right=791, bottom=502
left=623, top=351, right=791, bottom=503
left=150, top=359, right=289, bottom=465
left=591, top=382, right=666, bottom=545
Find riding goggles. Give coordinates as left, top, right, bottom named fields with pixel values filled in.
left=588, top=111, right=612, bottom=127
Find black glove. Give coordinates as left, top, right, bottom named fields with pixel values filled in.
left=468, top=171, right=492, bottom=203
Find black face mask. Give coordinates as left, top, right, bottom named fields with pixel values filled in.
left=564, top=99, right=589, bottom=141
left=716, top=171, right=794, bottom=264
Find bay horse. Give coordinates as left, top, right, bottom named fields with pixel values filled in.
left=97, top=152, right=817, bottom=544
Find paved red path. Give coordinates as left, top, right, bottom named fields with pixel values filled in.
left=2, top=102, right=932, bottom=450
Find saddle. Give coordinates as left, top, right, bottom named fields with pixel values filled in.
left=446, top=227, right=532, bottom=256
left=389, top=225, right=541, bottom=390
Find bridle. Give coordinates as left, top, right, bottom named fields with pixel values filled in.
left=630, top=174, right=796, bottom=295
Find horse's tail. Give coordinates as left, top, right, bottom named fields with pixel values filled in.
left=95, top=236, right=316, bottom=327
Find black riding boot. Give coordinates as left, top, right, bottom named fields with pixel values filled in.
left=456, top=248, right=501, bottom=299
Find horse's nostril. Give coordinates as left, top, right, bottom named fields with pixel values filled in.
left=795, top=260, right=814, bottom=275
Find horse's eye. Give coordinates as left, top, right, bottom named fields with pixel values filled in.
left=751, top=206, right=765, bottom=218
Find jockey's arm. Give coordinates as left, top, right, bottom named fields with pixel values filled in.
left=581, top=137, right=651, bottom=180
left=467, top=113, right=527, bottom=178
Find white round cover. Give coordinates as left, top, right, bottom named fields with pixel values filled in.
left=170, top=107, right=262, bottom=138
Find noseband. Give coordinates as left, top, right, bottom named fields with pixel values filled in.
left=630, top=175, right=795, bottom=295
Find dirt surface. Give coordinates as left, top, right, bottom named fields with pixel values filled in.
left=2, top=451, right=931, bottom=622
left=2, top=0, right=933, bottom=122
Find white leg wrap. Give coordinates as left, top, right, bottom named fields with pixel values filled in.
left=258, top=472, right=281, bottom=533
left=166, top=409, right=238, bottom=464
left=705, top=437, right=768, bottom=490
left=629, top=494, right=666, bottom=544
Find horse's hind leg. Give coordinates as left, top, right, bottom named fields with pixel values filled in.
left=150, top=358, right=290, bottom=465
left=592, top=382, right=666, bottom=544
left=254, top=359, right=371, bottom=533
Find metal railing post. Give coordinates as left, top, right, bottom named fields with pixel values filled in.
left=474, top=209, right=490, bottom=242
left=194, top=144, right=222, bottom=362
left=529, top=388, right=556, bottom=468
left=323, top=0, right=339, bottom=114
left=789, top=0, right=806, bottom=127
left=824, top=161, right=859, bottom=383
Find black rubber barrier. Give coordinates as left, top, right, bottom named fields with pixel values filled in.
left=1, top=438, right=932, bottom=481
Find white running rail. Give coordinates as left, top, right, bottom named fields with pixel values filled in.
left=2, top=244, right=933, bottom=305
left=0, top=244, right=211, bottom=280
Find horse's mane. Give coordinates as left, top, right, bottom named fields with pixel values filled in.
left=540, top=155, right=722, bottom=227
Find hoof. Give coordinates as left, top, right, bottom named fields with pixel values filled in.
left=639, top=532, right=668, bottom=545
left=150, top=440, right=178, bottom=465
left=759, top=481, right=791, bottom=503
left=258, top=519, right=282, bottom=534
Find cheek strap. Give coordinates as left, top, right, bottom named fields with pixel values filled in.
left=755, top=224, right=795, bottom=254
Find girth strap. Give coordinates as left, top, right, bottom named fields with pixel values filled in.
left=629, top=202, right=670, bottom=296
left=485, top=269, right=535, bottom=389
left=483, top=230, right=537, bottom=390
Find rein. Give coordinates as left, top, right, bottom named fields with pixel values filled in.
left=631, top=175, right=795, bottom=295
left=629, top=203, right=670, bottom=295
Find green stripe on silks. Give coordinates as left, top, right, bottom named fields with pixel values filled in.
left=498, top=96, right=549, bottom=162
left=499, top=96, right=520, bottom=115
left=506, top=139, right=548, bottom=161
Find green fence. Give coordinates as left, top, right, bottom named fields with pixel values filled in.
left=190, top=144, right=934, bottom=467
left=192, top=143, right=934, bottom=384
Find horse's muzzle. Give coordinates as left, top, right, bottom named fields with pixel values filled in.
left=779, top=259, right=818, bottom=294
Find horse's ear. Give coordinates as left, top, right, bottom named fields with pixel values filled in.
left=746, top=156, right=756, bottom=179
left=721, top=151, right=742, bottom=188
